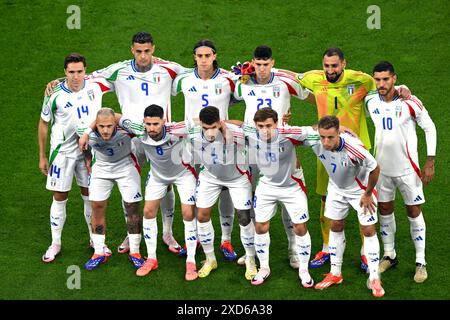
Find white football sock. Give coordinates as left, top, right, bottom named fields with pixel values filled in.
left=50, top=198, right=67, bottom=246
left=81, top=195, right=93, bottom=242
left=239, top=221, right=256, bottom=258
left=408, top=213, right=426, bottom=265
left=184, top=219, right=198, bottom=263
left=281, top=205, right=296, bottom=253
left=143, top=217, right=157, bottom=259
left=255, top=232, right=270, bottom=270
left=197, top=220, right=215, bottom=261
left=329, top=230, right=346, bottom=276
left=218, top=189, right=234, bottom=243
left=379, top=212, right=396, bottom=259
left=128, top=233, right=142, bottom=255
left=91, top=234, right=106, bottom=255
left=160, top=189, right=175, bottom=236
left=295, top=231, right=311, bottom=272
left=364, top=234, right=381, bottom=280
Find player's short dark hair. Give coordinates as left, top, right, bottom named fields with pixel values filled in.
left=193, top=39, right=218, bottom=69
left=199, top=106, right=220, bottom=125
left=64, top=53, right=86, bottom=69
left=253, top=45, right=272, bottom=60
left=253, top=107, right=278, bottom=124
left=373, top=61, right=395, bottom=75
left=318, top=115, right=340, bottom=131
left=144, top=104, right=164, bottom=119
left=323, top=47, right=345, bottom=61
left=132, top=32, right=154, bottom=45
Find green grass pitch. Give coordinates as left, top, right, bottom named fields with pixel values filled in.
left=0, top=0, right=449, bottom=301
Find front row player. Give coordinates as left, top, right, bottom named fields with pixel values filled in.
left=366, top=61, right=437, bottom=283
left=243, top=108, right=313, bottom=287
left=303, top=116, right=385, bottom=298
left=119, top=105, right=199, bottom=281
left=79, top=108, right=144, bottom=270
left=190, top=106, right=257, bottom=280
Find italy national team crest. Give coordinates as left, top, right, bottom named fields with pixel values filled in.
left=215, top=83, right=222, bottom=95
left=395, top=105, right=402, bottom=118
left=87, top=89, right=95, bottom=101
left=273, top=86, right=280, bottom=98
left=347, top=84, right=355, bottom=95
left=153, top=72, right=160, bottom=83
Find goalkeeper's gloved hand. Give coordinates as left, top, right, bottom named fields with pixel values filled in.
left=231, top=61, right=255, bottom=76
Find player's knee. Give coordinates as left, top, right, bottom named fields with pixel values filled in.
left=330, top=220, right=344, bottom=232
left=255, top=222, right=269, bottom=234
left=293, top=223, right=307, bottom=236
left=405, top=204, right=421, bottom=218
left=143, top=204, right=157, bottom=219
left=91, top=201, right=106, bottom=212
left=236, top=209, right=251, bottom=226
left=361, top=224, right=376, bottom=237
left=53, top=191, right=69, bottom=201
left=379, top=201, right=394, bottom=215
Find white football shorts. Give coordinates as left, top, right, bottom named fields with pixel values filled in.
left=89, top=158, right=142, bottom=203
left=195, top=171, right=252, bottom=210
left=145, top=168, right=197, bottom=205
left=46, top=152, right=88, bottom=192
left=325, top=184, right=378, bottom=226
left=377, top=172, right=425, bottom=205
left=254, top=180, right=309, bottom=224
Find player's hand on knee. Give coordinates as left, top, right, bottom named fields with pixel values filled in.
left=360, top=193, right=376, bottom=214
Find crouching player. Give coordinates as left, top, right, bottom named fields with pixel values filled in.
left=242, top=108, right=313, bottom=287
left=119, top=104, right=199, bottom=280
left=189, top=106, right=256, bottom=280
left=79, top=108, right=144, bottom=270
left=303, top=115, right=384, bottom=298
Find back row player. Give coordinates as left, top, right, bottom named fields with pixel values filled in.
left=43, top=33, right=240, bottom=261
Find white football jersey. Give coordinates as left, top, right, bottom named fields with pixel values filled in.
left=244, top=124, right=313, bottom=187
left=120, top=118, right=192, bottom=181
left=305, top=131, right=378, bottom=196
left=366, top=93, right=437, bottom=177
left=188, top=123, right=247, bottom=181
left=172, top=68, right=235, bottom=128
left=41, top=78, right=112, bottom=157
left=234, top=72, right=310, bottom=126
left=88, top=128, right=137, bottom=172
left=92, top=58, right=189, bottom=123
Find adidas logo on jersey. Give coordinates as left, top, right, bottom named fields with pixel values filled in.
left=189, top=86, right=197, bottom=92
left=372, top=108, right=380, bottom=114
left=64, top=102, right=73, bottom=108
left=134, top=192, right=142, bottom=200
left=248, top=90, right=256, bottom=96
left=414, top=195, right=423, bottom=202
left=126, top=75, right=135, bottom=80
left=319, top=154, right=326, bottom=160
